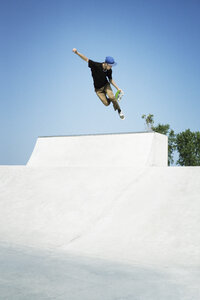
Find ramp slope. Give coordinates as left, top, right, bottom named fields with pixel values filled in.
left=27, top=132, right=168, bottom=167
left=0, top=132, right=200, bottom=268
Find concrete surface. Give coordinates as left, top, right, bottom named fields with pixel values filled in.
left=27, top=132, right=168, bottom=167
left=0, top=132, right=200, bottom=299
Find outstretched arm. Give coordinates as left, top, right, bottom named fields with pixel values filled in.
left=72, top=48, right=89, bottom=62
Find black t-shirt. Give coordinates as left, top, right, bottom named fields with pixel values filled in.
left=88, top=59, right=112, bottom=89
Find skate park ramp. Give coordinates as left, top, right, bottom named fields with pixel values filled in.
left=0, top=132, right=200, bottom=300
left=27, top=131, right=168, bottom=167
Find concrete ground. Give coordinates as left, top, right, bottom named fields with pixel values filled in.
left=0, top=245, right=200, bottom=300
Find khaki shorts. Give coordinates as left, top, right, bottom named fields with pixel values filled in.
left=95, top=83, right=120, bottom=111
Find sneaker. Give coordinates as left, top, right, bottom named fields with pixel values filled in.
left=119, top=111, right=125, bottom=120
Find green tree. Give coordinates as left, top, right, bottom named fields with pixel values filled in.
left=176, top=129, right=200, bottom=166
left=142, top=114, right=154, bottom=131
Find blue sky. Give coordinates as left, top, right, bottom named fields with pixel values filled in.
left=0, top=0, right=200, bottom=164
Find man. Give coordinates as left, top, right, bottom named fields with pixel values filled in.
left=72, top=48, right=125, bottom=119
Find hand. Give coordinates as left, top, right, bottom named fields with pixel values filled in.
left=118, top=89, right=124, bottom=94
left=72, top=48, right=78, bottom=54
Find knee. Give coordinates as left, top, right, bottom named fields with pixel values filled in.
left=104, top=98, right=111, bottom=106
left=110, top=98, right=117, bottom=104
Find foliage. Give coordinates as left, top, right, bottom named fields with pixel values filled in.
left=142, top=114, right=154, bottom=131
left=142, top=114, right=200, bottom=166
left=176, top=129, right=200, bottom=166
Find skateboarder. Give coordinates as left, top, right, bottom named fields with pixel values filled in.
left=72, top=48, right=125, bottom=119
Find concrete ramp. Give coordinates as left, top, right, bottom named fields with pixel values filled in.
left=0, top=132, right=200, bottom=268
left=1, top=132, right=200, bottom=299
left=27, top=132, right=168, bottom=167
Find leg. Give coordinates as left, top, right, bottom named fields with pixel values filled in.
left=95, top=87, right=111, bottom=106
left=105, top=83, right=121, bottom=112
